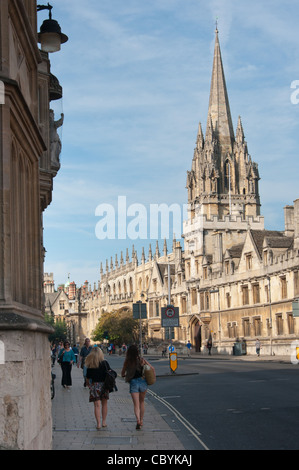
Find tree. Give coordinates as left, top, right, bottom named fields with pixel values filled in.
left=45, top=314, right=68, bottom=343
left=92, top=307, right=145, bottom=345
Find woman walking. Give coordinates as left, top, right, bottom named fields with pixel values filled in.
left=85, top=346, right=110, bottom=430
left=121, top=344, right=154, bottom=430
left=58, top=341, right=76, bottom=389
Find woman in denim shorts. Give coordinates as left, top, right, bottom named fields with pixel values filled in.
left=121, top=345, right=154, bottom=429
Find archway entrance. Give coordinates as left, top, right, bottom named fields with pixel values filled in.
left=190, top=317, right=202, bottom=352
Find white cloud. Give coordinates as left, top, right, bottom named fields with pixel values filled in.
left=44, top=0, right=299, bottom=286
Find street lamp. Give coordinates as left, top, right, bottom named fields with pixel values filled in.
left=266, top=276, right=273, bottom=356
left=210, top=288, right=221, bottom=347
left=37, top=3, right=68, bottom=53
left=137, top=291, right=148, bottom=356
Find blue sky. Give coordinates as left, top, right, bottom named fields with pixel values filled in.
left=41, top=0, right=299, bottom=288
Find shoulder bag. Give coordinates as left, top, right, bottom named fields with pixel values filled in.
left=103, top=361, right=118, bottom=392
left=143, top=363, right=156, bottom=386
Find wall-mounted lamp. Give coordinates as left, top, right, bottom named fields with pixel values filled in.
left=37, top=3, right=68, bottom=53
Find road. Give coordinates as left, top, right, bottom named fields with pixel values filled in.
left=109, top=354, right=299, bottom=450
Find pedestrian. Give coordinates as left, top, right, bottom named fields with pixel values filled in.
left=121, top=344, right=154, bottom=430
left=51, top=344, right=57, bottom=366
left=58, top=341, right=76, bottom=389
left=207, top=339, right=212, bottom=356
left=72, top=344, right=79, bottom=364
left=186, top=340, right=192, bottom=357
left=256, top=339, right=261, bottom=357
left=85, top=346, right=110, bottom=430
left=78, top=338, right=92, bottom=387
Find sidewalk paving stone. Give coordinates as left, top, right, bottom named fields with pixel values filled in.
left=51, top=363, right=185, bottom=451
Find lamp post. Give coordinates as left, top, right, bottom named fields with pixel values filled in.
left=137, top=291, right=148, bottom=357
left=210, top=288, right=221, bottom=349
left=266, top=276, right=273, bottom=356
left=37, top=3, right=68, bottom=53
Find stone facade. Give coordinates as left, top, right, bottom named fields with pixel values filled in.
left=0, top=0, right=65, bottom=450
left=48, top=30, right=299, bottom=358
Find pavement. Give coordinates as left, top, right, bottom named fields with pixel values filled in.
left=52, top=352, right=294, bottom=451
left=175, top=352, right=294, bottom=364
left=51, top=361, right=186, bottom=451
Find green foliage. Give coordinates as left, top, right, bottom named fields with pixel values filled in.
left=92, top=307, right=145, bottom=345
left=45, top=314, right=68, bottom=343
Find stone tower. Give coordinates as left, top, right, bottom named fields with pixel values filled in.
left=186, top=28, right=261, bottom=220
left=183, top=28, right=264, bottom=265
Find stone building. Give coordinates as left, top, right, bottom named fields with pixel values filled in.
left=0, top=1, right=67, bottom=450
left=74, top=28, right=299, bottom=357
left=48, top=29, right=299, bottom=358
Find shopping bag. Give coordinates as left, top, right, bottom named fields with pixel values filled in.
left=143, top=364, right=156, bottom=385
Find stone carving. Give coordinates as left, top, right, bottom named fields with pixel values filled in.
left=49, top=109, right=64, bottom=168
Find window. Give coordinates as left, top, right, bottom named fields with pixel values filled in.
left=165, top=327, right=174, bottom=340
left=187, top=262, right=191, bottom=279
left=205, top=293, right=210, bottom=310
left=263, top=251, right=268, bottom=265
left=287, top=313, right=294, bottom=334
left=253, top=317, right=262, bottom=336
left=203, top=267, right=208, bottom=280
left=181, top=297, right=187, bottom=314
left=224, top=160, right=231, bottom=193
left=226, top=293, right=231, bottom=308
left=191, top=289, right=197, bottom=306
left=246, top=254, right=252, bottom=270
left=242, top=286, right=249, bottom=306
left=155, top=302, right=159, bottom=317
left=281, top=277, right=287, bottom=299
left=252, top=283, right=260, bottom=304
left=276, top=314, right=283, bottom=335
left=199, top=291, right=210, bottom=311
left=227, top=322, right=237, bottom=338
left=294, top=271, right=299, bottom=296
left=200, top=292, right=205, bottom=311
left=59, top=301, right=65, bottom=310
left=243, top=319, right=250, bottom=337
left=225, top=261, right=230, bottom=275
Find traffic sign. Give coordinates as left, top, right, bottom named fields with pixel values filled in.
left=161, top=305, right=179, bottom=327
left=133, top=302, right=147, bottom=319
left=169, top=352, right=178, bottom=372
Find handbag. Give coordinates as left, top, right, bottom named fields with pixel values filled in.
left=57, top=349, right=65, bottom=365
left=143, top=364, right=156, bottom=386
left=103, top=361, right=118, bottom=392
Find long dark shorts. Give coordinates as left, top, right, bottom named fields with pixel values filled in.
left=61, top=362, right=72, bottom=386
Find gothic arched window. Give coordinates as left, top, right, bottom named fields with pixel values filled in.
left=224, top=160, right=231, bottom=193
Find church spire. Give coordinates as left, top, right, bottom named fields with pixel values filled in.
left=207, top=28, right=234, bottom=153
left=186, top=28, right=261, bottom=220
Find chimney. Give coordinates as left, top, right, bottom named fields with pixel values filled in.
left=68, top=282, right=76, bottom=300
left=284, top=205, right=294, bottom=237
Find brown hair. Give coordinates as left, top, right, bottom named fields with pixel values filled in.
left=123, top=344, right=140, bottom=369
